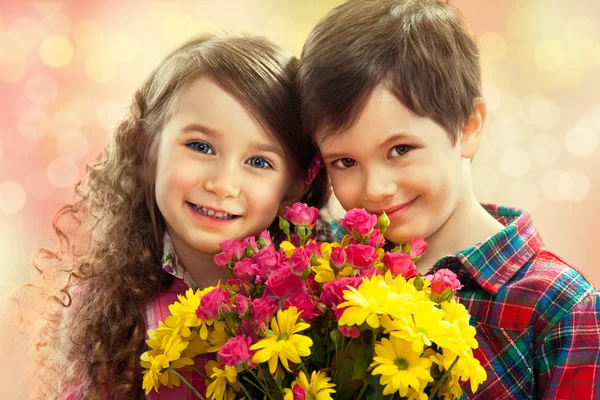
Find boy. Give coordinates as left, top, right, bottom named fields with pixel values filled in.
left=297, top=0, right=600, bottom=398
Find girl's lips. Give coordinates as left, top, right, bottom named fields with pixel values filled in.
left=187, top=202, right=240, bottom=227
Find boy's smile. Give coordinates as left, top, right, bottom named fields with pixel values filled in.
left=318, top=85, right=470, bottom=246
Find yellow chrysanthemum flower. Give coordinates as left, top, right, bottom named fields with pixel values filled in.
left=280, top=241, right=296, bottom=257
left=140, top=336, right=194, bottom=394
left=283, top=370, right=336, bottom=400
left=338, top=274, right=416, bottom=329
left=312, top=258, right=336, bottom=283
left=381, top=302, right=454, bottom=353
left=250, top=306, right=313, bottom=373
left=432, top=348, right=487, bottom=394
left=370, top=336, right=433, bottom=397
left=206, top=364, right=238, bottom=400
left=166, top=286, right=216, bottom=338
left=442, top=299, right=479, bottom=351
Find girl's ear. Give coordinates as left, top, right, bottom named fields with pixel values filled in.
left=278, top=176, right=308, bottom=216
left=460, top=98, right=486, bottom=159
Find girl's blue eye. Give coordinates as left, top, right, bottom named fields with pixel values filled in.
left=188, top=142, right=214, bottom=154
left=389, top=145, right=412, bottom=157
left=246, top=157, right=272, bottom=169
left=333, top=158, right=356, bottom=169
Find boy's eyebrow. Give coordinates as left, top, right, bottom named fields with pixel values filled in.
left=321, top=132, right=418, bottom=160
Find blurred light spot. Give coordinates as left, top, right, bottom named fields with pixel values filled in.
left=496, top=94, right=523, bottom=122
left=499, top=147, right=531, bottom=178
left=508, top=181, right=540, bottom=212
left=482, top=82, right=501, bottom=112
left=506, top=8, right=538, bottom=40
left=0, top=182, right=27, bottom=214
left=4, top=132, right=37, bottom=155
left=110, top=33, right=139, bottom=64
left=74, top=20, right=105, bottom=58
left=47, top=158, right=79, bottom=188
left=594, top=43, right=600, bottom=66
left=13, top=17, right=44, bottom=44
left=24, top=169, right=55, bottom=201
left=566, top=170, right=590, bottom=202
left=567, top=39, right=596, bottom=72
left=523, top=96, right=560, bottom=130
left=25, top=74, right=58, bottom=105
left=0, top=140, right=3, bottom=161
left=41, top=12, right=71, bottom=37
left=479, top=32, right=507, bottom=63
left=149, top=1, right=180, bottom=22
left=565, top=125, right=598, bottom=157
left=96, top=100, right=126, bottom=131
left=488, top=119, right=523, bottom=145
left=57, top=132, right=89, bottom=160
left=528, top=134, right=561, bottom=165
left=0, top=30, right=29, bottom=62
left=541, top=169, right=566, bottom=201
left=69, top=96, right=99, bottom=126
left=564, top=17, right=597, bottom=42
left=535, top=40, right=566, bottom=71
left=85, top=52, right=117, bottom=83
left=50, top=109, right=81, bottom=137
left=20, top=107, right=47, bottom=124
left=0, top=60, right=27, bottom=83
left=162, top=12, right=195, bottom=43
left=40, top=35, right=74, bottom=68
left=17, top=123, right=44, bottom=141
left=32, top=2, right=64, bottom=13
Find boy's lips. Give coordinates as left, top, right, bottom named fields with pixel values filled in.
left=369, top=197, right=418, bottom=219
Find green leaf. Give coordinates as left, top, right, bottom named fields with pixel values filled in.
left=364, top=373, right=394, bottom=400
left=306, top=329, right=326, bottom=365
left=440, top=288, right=454, bottom=303
left=414, top=275, right=425, bottom=291
left=333, top=342, right=371, bottom=400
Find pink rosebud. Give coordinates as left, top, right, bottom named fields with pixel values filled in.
left=410, top=237, right=429, bottom=258
left=265, top=267, right=305, bottom=299
left=330, top=247, right=347, bottom=268
left=290, top=248, right=311, bottom=276
left=236, top=295, right=251, bottom=316
left=259, top=230, right=273, bottom=247
left=284, top=291, right=320, bottom=322
left=339, top=325, right=361, bottom=339
left=250, top=297, right=278, bottom=335
left=284, top=203, right=319, bottom=228
left=382, top=252, right=417, bottom=279
left=303, top=241, right=322, bottom=258
left=233, top=258, right=261, bottom=283
left=366, top=229, right=386, bottom=249
left=253, top=246, right=286, bottom=281
left=291, top=385, right=307, bottom=400
left=340, top=209, right=377, bottom=236
left=218, top=336, right=253, bottom=366
left=357, top=267, right=382, bottom=278
left=426, top=269, right=462, bottom=296
left=196, top=288, right=229, bottom=320
left=345, top=244, right=378, bottom=268
left=243, top=236, right=259, bottom=253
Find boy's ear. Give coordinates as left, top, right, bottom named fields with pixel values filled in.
left=278, top=176, right=308, bottom=216
left=460, top=98, right=487, bottom=159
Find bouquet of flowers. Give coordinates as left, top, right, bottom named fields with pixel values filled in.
left=141, top=203, right=487, bottom=399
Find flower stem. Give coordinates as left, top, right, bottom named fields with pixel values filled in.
left=190, top=365, right=210, bottom=381
left=237, top=378, right=253, bottom=399
left=248, top=368, right=275, bottom=400
left=167, top=368, right=206, bottom=399
left=427, top=356, right=459, bottom=400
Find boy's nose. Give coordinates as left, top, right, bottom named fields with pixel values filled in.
left=363, top=173, right=398, bottom=203
left=203, top=163, right=241, bottom=199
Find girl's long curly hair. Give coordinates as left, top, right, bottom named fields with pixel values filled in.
left=17, top=32, right=330, bottom=399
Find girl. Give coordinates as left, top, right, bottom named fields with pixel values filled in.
left=20, top=32, right=329, bottom=399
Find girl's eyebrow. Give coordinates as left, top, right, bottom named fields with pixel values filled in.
left=181, top=123, right=218, bottom=136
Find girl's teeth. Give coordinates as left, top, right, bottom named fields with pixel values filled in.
left=195, top=205, right=235, bottom=220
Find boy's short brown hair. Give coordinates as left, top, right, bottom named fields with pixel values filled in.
left=298, top=0, right=481, bottom=145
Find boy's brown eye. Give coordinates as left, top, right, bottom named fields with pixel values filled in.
left=390, top=145, right=412, bottom=157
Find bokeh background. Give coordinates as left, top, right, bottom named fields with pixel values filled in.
left=1, top=0, right=599, bottom=306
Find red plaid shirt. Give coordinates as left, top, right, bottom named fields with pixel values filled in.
left=434, top=204, right=600, bottom=399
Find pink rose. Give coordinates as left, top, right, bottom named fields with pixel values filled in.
left=366, top=229, right=386, bottom=249
left=339, top=325, right=361, bottom=339
left=330, top=247, right=347, bottom=268
left=196, top=288, right=230, bottom=320
left=320, top=277, right=362, bottom=319
left=410, top=237, right=429, bottom=258
left=233, top=258, right=261, bottom=283
left=291, top=385, right=307, bottom=400
left=357, top=267, right=382, bottom=278
left=253, top=246, right=286, bottom=281
left=218, top=336, right=253, bottom=366
left=284, top=291, right=320, bottom=323
left=250, top=297, right=278, bottom=335
left=290, top=248, right=311, bottom=276
left=382, top=252, right=417, bottom=279
left=345, top=244, right=378, bottom=268
left=284, top=203, right=319, bottom=228
left=236, top=295, right=250, bottom=316
left=426, top=269, right=462, bottom=296
left=265, top=267, right=305, bottom=299
left=303, top=241, right=322, bottom=258
left=214, top=238, right=245, bottom=267
left=340, top=209, right=377, bottom=236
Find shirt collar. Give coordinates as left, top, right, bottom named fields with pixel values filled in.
left=433, top=204, right=544, bottom=294
left=161, top=233, right=198, bottom=289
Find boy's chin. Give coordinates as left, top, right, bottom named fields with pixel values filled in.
left=384, top=227, right=422, bottom=246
